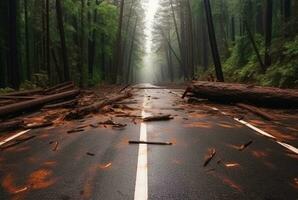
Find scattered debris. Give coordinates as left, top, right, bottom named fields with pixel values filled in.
left=203, top=148, right=216, bottom=167
left=98, top=119, right=127, bottom=129
left=0, top=120, right=24, bottom=132
left=67, top=129, right=85, bottom=134
left=65, top=92, right=132, bottom=120
left=143, top=114, right=174, bottom=122
left=52, top=141, right=59, bottom=151
left=236, top=103, right=275, bottom=121
left=1, top=135, right=36, bottom=150
left=238, top=140, right=253, bottom=151
left=23, top=121, right=53, bottom=129
left=13, top=186, right=29, bottom=194
left=187, top=97, right=207, bottom=104
left=86, top=152, right=95, bottom=156
left=224, top=163, right=240, bottom=168
left=89, top=124, right=99, bottom=128
left=128, top=140, right=172, bottom=145
left=99, top=162, right=112, bottom=169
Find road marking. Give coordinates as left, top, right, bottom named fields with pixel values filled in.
left=210, top=106, right=298, bottom=155
left=0, top=129, right=31, bottom=146
left=134, top=90, right=148, bottom=200
left=234, top=118, right=276, bottom=139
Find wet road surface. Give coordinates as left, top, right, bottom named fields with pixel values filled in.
left=0, top=85, right=297, bottom=200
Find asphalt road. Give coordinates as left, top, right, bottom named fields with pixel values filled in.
left=0, top=85, right=297, bottom=200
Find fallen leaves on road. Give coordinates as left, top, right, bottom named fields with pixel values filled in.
left=28, top=169, right=56, bottom=189
left=203, top=148, right=216, bottom=167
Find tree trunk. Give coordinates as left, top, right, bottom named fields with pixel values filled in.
left=186, top=81, right=298, bottom=108
left=8, top=0, right=20, bottom=89
left=264, top=0, right=273, bottom=68
left=0, top=90, right=80, bottom=118
left=244, top=20, right=266, bottom=72
left=113, top=0, right=125, bottom=83
left=24, top=0, right=31, bottom=81
left=46, top=0, right=51, bottom=83
left=126, top=17, right=138, bottom=84
left=203, top=0, right=224, bottom=82
left=56, top=0, right=70, bottom=81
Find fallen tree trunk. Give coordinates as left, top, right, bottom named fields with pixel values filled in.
left=236, top=103, right=275, bottom=121
left=3, top=89, right=43, bottom=96
left=43, top=81, right=74, bottom=94
left=185, top=81, right=298, bottom=107
left=44, top=82, right=75, bottom=95
left=0, top=89, right=80, bottom=118
left=65, top=92, right=132, bottom=120
left=43, top=99, right=78, bottom=109
left=0, top=96, right=37, bottom=100
left=0, top=120, right=24, bottom=132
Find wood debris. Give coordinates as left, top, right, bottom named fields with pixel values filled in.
left=128, top=140, right=173, bottom=145
left=143, top=114, right=174, bottom=122
left=203, top=148, right=216, bottom=167
left=238, top=140, right=253, bottom=151
left=86, top=152, right=95, bottom=156
left=67, top=129, right=85, bottom=134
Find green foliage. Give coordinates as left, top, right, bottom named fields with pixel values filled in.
left=224, top=35, right=298, bottom=88
left=0, top=87, right=15, bottom=95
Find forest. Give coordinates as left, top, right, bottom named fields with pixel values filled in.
left=0, top=0, right=297, bottom=91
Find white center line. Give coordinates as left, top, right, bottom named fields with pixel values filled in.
left=134, top=90, right=148, bottom=200
left=0, top=129, right=31, bottom=146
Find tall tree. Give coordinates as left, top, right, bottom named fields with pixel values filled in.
left=113, top=0, right=125, bottom=83
left=203, top=0, right=224, bottom=82
left=264, top=0, right=273, bottom=68
left=8, top=0, right=20, bottom=89
left=56, top=0, right=70, bottom=81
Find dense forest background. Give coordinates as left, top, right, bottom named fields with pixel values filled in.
left=0, top=0, right=297, bottom=91
left=152, top=0, right=298, bottom=87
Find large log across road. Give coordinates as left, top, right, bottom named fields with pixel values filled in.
left=0, top=89, right=80, bottom=118
left=185, top=81, right=298, bottom=107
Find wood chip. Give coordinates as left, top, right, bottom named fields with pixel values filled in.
left=203, top=148, right=216, bottom=167
left=128, top=140, right=172, bottom=145
left=52, top=141, right=59, bottom=151
left=67, top=129, right=84, bottom=134
left=238, top=140, right=253, bottom=151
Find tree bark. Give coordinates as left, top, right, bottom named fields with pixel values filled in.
left=0, top=90, right=80, bottom=118
left=46, top=0, right=51, bottom=83
left=203, top=0, right=224, bottom=82
left=264, top=0, right=273, bottom=68
left=113, top=0, right=125, bottom=83
left=8, top=0, right=20, bottom=89
left=186, top=81, right=298, bottom=108
left=56, top=0, right=70, bottom=81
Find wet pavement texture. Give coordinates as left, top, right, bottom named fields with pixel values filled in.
left=0, top=85, right=297, bottom=200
